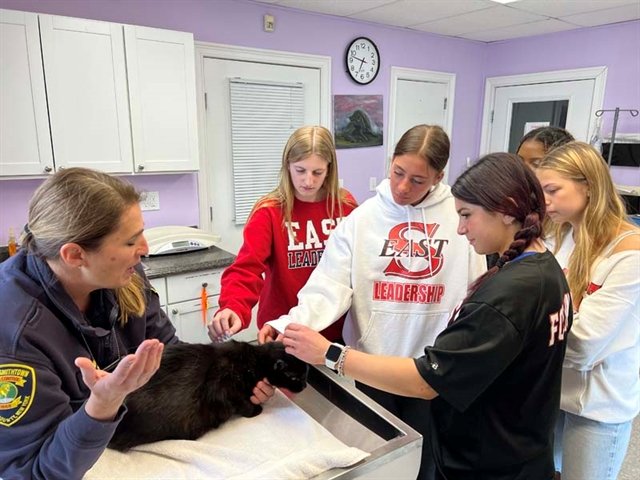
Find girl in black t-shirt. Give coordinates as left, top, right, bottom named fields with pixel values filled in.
left=281, top=153, right=572, bottom=480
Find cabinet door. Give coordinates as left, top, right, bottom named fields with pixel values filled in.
left=0, top=9, right=53, bottom=176
left=168, top=295, right=218, bottom=344
left=124, top=25, right=199, bottom=173
left=39, top=15, right=133, bottom=173
left=166, top=269, right=222, bottom=305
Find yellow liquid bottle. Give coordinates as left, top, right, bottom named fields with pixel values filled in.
left=8, top=228, right=17, bottom=256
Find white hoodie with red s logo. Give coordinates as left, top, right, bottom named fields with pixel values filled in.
left=269, top=179, right=486, bottom=358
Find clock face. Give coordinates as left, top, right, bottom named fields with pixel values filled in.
left=346, top=37, right=380, bottom=85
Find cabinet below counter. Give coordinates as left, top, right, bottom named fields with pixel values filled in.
left=141, top=246, right=235, bottom=279
left=141, top=246, right=255, bottom=344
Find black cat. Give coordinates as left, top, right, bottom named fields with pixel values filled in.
left=108, top=340, right=309, bottom=451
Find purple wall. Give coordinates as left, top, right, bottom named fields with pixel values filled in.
left=0, top=174, right=200, bottom=245
left=486, top=20, right=640, bottom=186
left=0, top=0, right=638, bottom=245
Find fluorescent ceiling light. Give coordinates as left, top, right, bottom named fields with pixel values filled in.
left=490, top=0, right=522, bottom=4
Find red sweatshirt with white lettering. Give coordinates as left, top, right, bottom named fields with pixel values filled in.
left=216, top=190, right=357, bottom=341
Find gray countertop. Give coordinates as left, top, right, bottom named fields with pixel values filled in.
left=0, top=246, right=235, bottom=278
left=141, top=246, right=236, bottom=279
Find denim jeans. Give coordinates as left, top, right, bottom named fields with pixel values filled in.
left=554, top=410, right=633, bottom=480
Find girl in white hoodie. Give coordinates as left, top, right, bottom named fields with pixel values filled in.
left=536, top=142, right=640, bottom=480
left=259, top=124, right=486, bottom=480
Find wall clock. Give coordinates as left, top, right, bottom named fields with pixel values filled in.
left=345, top=37, right=380, bottom=85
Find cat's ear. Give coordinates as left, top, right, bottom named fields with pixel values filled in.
left=274, top=359, right=286, bottom=371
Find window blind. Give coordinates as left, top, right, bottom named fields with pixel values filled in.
left=229, top=78, right=305, bottom=225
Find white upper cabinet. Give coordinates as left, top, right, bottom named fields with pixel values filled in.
left=0, top=9, right=199, bottom=177
left=125, top=26, right=199, bottom=172
left=39, top=15, right=133, bottom=173
left=0, top=10, right=53, bottom=176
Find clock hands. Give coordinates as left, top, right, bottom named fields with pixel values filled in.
left=352, top=54, right=368, bottom=75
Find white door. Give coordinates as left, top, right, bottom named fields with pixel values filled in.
left=40, top=15, right=133, bottom=173
left=393, top=80, right=447, bottom=146
left=388, top=67, right=455, bottom=182
left=0, top=9, right=53, bottom=176
left=125, top=25, right=199, bottom=173
left=489, top=80, right=596, bottom=153
left=203, top=58, right=321, bottom=255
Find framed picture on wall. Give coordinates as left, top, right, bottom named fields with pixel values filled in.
left=334, top=95, right=383, bottom=149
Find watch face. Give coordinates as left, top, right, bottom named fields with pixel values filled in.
left=346, top=37, right=380, bottom=85
left=326, top=344, right=343, bottom=362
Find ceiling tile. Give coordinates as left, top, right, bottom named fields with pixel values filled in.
left=273, top=0, right=397, bottom=17
left=461, top=18, right=580, bottom=42
left=247, top=0, right=640, bottom=42
left=348, top=0, right=492, bottom=27
left=413, top=5, right=547, bottom=36
left=510, top=0, right=638, bottom=18
left=562, top=3, right=640, bottom=27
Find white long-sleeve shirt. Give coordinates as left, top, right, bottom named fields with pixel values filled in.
left=552, top=229, right=640, bottom=423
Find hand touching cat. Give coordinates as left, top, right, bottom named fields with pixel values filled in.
left=208, top=308, right=243, bottom=342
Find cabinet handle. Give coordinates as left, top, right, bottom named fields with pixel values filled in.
left=171, top=308, right=179, bottom=315
left=202, top=282, right=208, bottom=288
left=138, top=165, right=145, bottom=171
left=44, top=165, right=53, bottom=173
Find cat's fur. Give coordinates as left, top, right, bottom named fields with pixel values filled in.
left=108, top=340, right=309, bottom=451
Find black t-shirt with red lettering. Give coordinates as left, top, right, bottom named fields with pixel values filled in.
left=415, top=250, right=572, bottom=480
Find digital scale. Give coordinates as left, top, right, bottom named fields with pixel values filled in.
left=144, top=226, right=221, bottom=256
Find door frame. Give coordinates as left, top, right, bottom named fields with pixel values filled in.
left=387, top=66, right=456, bottom=180
left=194, top=41, right=331, bottom=231
left=479, top=66, right=607, bottom=155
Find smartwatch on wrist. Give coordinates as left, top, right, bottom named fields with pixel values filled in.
left=325, top=343, right=345, bottom=371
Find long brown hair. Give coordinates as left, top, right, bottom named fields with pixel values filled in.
left=250, top=126, right=355, bottom=234
left=452, top=153, right=546, bottom=298
left=536, top=141, right=638, bottom=306
left=22, top=168, right=146, bottom=325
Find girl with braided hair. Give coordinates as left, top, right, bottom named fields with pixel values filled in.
left=280, top=153, right=572, bottom=480
left=516, top=126, right=575, bottom=168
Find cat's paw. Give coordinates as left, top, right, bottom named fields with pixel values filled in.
left=240, top=402, right=263, bottom=418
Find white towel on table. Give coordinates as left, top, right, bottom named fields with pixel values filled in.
left=84, top=390, right=369, bottom=479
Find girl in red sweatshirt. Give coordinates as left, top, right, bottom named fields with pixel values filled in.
left=208, top=126, right=357, bottom=343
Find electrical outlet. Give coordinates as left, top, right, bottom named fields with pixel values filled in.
left=369, top=177, right=377, bottom=191
left=140, top=191, right=160, bottom=211
left=339, top=178, right=344, bottom=188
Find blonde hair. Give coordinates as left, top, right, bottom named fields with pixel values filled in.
left=392, top=124, right=450, bottom=172
left=250, top=126, right=355, bottom=234
left=22, top=168, right=146, bottom=325
left=537, top=141, right=638, bottom=306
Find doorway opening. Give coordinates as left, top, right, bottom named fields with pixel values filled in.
left=480, top=66, right=607, bottom=155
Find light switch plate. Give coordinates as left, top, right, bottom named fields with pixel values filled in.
left=140, top=191, right=160, bottom=211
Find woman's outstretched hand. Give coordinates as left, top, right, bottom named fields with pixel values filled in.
left=76, top=339, right=164, bottom=421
